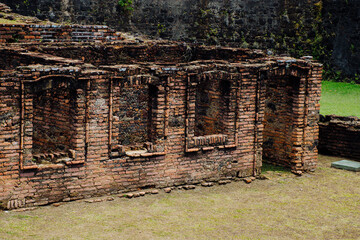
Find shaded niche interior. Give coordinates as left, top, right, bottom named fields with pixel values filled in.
left=195, top=77, right=231, bottom=136
left=112, top=79, right=160, bottom=151
left=32, top=77, right=76, bottom=156
left=263, top=76, right=301, bottom=168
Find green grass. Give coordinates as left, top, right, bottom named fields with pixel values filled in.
left=261, top=163, right=289, bottom=173
left=0, top=18, right=24, bottom=24
left=320, top=81, right=360, bottom=117
left=0, top=155, right=359, bottom=239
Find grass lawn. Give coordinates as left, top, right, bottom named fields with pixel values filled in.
left=0, top=155, right=359, bottom=239
left=320, top=81, right=360, bottom=117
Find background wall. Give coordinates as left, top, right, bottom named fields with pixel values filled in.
left=1, top=0, right=359, bottom=79
left=319, top=115, right=360, bottom=161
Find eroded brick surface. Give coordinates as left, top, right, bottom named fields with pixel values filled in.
left=319, top=115, right=360, bottom=160
left=0, top=23, right=322, bottom=209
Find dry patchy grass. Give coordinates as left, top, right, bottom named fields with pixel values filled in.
left=0, top=155, right=359, bottom=240
left=0, top=12, right=51, bottom=25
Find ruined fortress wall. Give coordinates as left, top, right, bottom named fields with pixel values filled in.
left=322, top=0, right=360, bottom=76
left=0, top=33, right=321, bottom=209
left=319, top=115, right=360, bottom=160
left=0, top=64, right=263, bottom=209
left=1, top=0, right=314, bottom=44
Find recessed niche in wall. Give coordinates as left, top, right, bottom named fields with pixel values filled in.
left=263, top=75, right=301, bottom=167
left=32, top=78, right=74, bottom=155
left=21, top=76, right=86, bottom=167
left=110, top=75, right=166, bottom=158
left=185, top=71, right=238, bottom=152
left=195, top=77, right=231, bottom=136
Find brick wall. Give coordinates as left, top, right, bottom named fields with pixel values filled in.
left=33, top=43, right=265, bottom=66
left=32, top=78, right=74, bottom=155
left=195, top=77, right=229, bottom=136
left=264, top=75, right=300, bottom=168
left=263, top=62, right=322, bottom=173
left=0, top=75, right=20, bottom=208
left=0, top=41, right=322, bottom=209
left=112, top=80, right=151, bottom=147
left=0, top=47, right=83, bottom=70
left=319, top=115, right=360, bottom=160
left=3, top=0, right=360, bottom=79
left=0, top=24, right=123, bottom=43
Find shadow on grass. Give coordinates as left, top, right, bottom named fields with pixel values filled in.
left=261, top=162, right=290, bottom=174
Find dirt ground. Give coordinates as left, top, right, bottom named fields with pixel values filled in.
left=0, top=155, right=359, bottom=240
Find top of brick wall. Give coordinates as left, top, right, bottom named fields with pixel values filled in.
left=0, top=24, right=124, bottom=43
left=320, top=114, right=360, bottom=125
left=0, top=3, right=11, bottom=13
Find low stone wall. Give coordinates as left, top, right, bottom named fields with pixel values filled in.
left=319, top=115, right=360, bottom=160
left=0, top=24, right=123, bottom=43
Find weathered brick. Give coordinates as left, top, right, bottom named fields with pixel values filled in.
left=0, top=23, right=321, bottom=209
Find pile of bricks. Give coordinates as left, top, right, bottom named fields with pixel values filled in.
left=319, top=115, right=360, bottom=160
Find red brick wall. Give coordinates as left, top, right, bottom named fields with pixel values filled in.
left=0, top=65, right=263, bottom=209
left=319, top=115, right=360, bottom=160
left=0, top=77, right=20, bottom=207
left=195, top=78, right=230, bottom=136
left=263, top=64, right=322, bottom=173
left=112, top=80, right=150, bottom=147
left=264, top=76, right=299, bottom=167
left=301, top=66, right=322, bottom=171
left=0, top=24, right=122, bottom=43
left=0, top=43, right=322, bottom=209
left=31, top=44, right=265, bottom=65
left=32, top=78, right=74, bottom=155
